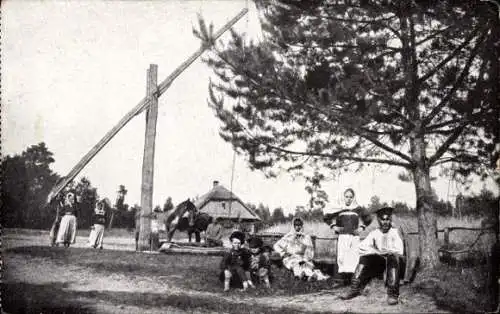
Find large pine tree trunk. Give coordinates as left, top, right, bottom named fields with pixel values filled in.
left=411, top=137, right=439, bottom=268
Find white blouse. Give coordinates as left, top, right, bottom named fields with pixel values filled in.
left=359, top=227, right=404, bottom=256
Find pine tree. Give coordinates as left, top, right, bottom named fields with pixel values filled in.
left=197, top=0, right=499, bottom=268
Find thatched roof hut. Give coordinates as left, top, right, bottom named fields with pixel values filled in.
left=194, top=181, right=261, bottom=222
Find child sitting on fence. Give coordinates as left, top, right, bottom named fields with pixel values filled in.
left=246, top=236, right=271, bottom=288
left=219, top=231, right=254, bottom=292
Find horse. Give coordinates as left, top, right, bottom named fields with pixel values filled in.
left=163, top=199, right=212, bottom=243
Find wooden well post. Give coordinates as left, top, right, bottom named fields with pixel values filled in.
left=44, top=9, right=249, bottom=251
left=138, top=64, right=159, bottom=251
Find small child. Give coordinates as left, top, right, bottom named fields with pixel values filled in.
left=220, top=231, right=253, bottom=292
left=246, top=236, right=271, bottom=289
left=88, top=199, right=108, bottom=249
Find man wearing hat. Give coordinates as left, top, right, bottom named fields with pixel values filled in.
left=340, top=207, right=404, bottom=305
left=220, top=230, right=253, bottom=292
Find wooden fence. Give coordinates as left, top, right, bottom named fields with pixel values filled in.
left=257, top=226, right=495, bottom=251
left=257, top=225, right=496, bottom=283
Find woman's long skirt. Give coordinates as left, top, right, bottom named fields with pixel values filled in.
left=56, top=214, right=77, bottom=245
left=337, top=234, right=360, bottom=273
left=88, top=224, right=105, bottom=248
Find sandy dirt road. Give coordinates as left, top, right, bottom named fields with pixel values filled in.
left=2, top=231, right=449, bottom=314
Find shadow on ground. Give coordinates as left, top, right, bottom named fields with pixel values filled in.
left=5, top=245, right=496, bottom=313
left=2, top=282, right=335, bottom=314
left=2, top=282, right=94, bottom=314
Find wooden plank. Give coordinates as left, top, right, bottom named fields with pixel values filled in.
left=46, top=8, right=249, bottom=204
left=138, top=65, right=158, bottom=251
left=444, top=227, right=450, bottom=245
left=158, top=243, right=227, bottom=256
left=447, top=226, right=496, bottom=231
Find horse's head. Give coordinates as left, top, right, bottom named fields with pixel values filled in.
left=189, top=199, right=199, bottom=225
left=179, top=199, right=197, bottom=227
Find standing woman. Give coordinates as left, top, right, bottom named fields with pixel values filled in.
left=328, top=188, right=372, bottom=286
left=56, top=190, right=79, bottom=248
left=88, top=198, right=109, bottom=249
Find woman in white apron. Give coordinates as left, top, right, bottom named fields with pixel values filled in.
left=325, top=188, right=372, bottom=286
left=56, top=190, right=79, bottom=247
left=88, top=198, right=110, bottom=249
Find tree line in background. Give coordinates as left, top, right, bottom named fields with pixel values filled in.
left=248, top=187, right=497, bottom=227
left=1, top=142, right=496, bottom=230
left=2, top=142, right=134, bottom=230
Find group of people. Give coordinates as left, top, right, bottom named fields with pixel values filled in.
left=219, top=188, right=405, bottom=306
left=50, top=187, right=404, bottom=305
left=49, top=189, right=110, bottom=250
left=326, top=188, right=404, bottom=305
left=220, top=231, right=272, bottom=291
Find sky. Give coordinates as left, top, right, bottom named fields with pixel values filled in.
left=2, top=0, right=497, bottom=214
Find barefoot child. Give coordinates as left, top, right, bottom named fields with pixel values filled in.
left=220, top=231, right=253, bottom=291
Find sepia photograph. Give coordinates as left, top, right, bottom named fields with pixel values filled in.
left=1, top=0, right=499, bottom=313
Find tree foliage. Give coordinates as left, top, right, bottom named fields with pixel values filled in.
left=2, top=143, right=60, bottom=228
left=115, top=185, right=128, bottom=211
left=197, top=0, right=499, bottom=267
left=2, top=142, right=102, bottom=230
left=271, top=207, right=287, bottom=223
left=163, top=197, right=174, bottom=212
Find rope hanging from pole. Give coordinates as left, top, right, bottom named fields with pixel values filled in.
left=228, top=0, right=249, bottom=226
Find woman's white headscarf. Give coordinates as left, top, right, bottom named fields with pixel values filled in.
left=342, top=195, right=359, bottom=211
left=274, top=216, right=314, bottom=262
left=289, top=217, right=305, bottom=235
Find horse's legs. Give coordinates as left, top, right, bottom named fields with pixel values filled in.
left=195, top=231, right=201, bottom=243
left=166, top=226, right=176, bottom=243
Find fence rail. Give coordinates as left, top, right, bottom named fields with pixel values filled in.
left=257, top=225, right=496, bottom=250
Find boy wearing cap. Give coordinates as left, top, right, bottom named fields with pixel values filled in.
left=340, top=207, right=404, bottom=305
left=246, top=236, right=271, bottom=288
left=220, top=230, right=253, bottom=292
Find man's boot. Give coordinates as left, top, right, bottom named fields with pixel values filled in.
left=343, top=272, right=353, bottom=285
left=386, top=255, right=400, bottom=305
left=340, top=264, right=367, bottom=300
left=331, top=272, right=352, bottom=288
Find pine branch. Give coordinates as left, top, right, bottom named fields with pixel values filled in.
left=426, top=118, right=463, bottom=130
left=422, top=28, right=488, bottom=126
left=417, top=25, right=483, bottom=84
left=428, top=120, right=469, bottom=165
left=215, top=49, right=415, bottom=164
left=319, top=12, right=401, bottom=39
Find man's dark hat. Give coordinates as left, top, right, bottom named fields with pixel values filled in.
left=375, top=207, right=394, bottom=217
left=293, top=217, right=304, bottom=225
left=229, top=230, right=245, bottom=243
left=248, top=236, right=263, bottom=249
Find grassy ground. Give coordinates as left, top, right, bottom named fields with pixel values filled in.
left=3, top=229, right=476, bottom=314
